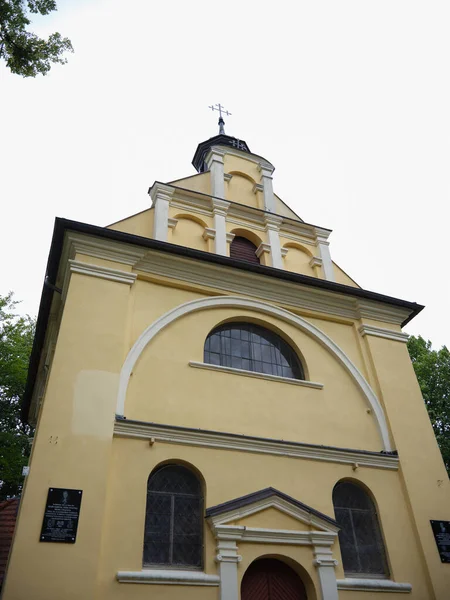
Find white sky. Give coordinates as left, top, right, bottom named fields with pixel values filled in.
left=1, top=1, right=449, bottom=348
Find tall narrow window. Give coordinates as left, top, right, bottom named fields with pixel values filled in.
left=230, top=236, right=260, bottom=264
left=204, top=322, right=304, bottom=380
left=333, top=481, right=389, bottom=577
left=144, top=465, right=203, bottom=568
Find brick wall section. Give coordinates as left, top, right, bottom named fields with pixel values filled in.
left=0, top=498, right=20, bottom=590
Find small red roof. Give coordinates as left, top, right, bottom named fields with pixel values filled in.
left=0, top=498, right=20, bottom=589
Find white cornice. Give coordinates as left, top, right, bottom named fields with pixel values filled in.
left=337, top=578, right=412, bottom=593
left=224, top=173, right=233, bottom=182
left=253, top=183, right=264, bottom=194
left=68, top=260, right=137, bottom=285
left=158, top=182, right=324, bottom=243
left=116, top=569, right=219, bottom=586
left=113, top=420, right=399, bottom=470
left=67, top=234, right=146, bottom=265
left=133, top=250, right=410, bottom=326
left=359, top=325, right=409, bottom=343
left=357, top=300, right=410, bottom=325
left=64, top=233, right=413, bottom=328
left=167, top=218, right=178, bottom=229
left=189, top=361, right=324, bottom=389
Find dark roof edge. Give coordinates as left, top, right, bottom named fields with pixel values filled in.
left=21, top=217, right=424, bottom=422
left=205, top=486, right=338, bottom=527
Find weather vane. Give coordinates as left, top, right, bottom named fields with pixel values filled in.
left=209, top=103, right=231, bottom=135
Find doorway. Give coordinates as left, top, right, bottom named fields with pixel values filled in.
left=241, top=558, right=308, bottom=600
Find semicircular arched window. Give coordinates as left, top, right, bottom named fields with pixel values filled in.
left=333, top=481, right=389, bottom=577
left=204, top=322, right=304, bottom=380
left=230, top=236, right=260, bottom=264
left=144, top=465, right=203, bottom=568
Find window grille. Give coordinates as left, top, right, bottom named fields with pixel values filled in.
left=144, top=465, right=203, bottom=568
left=333, top=481, right=389, bottom=577
left=204, top=322, right=304, bottom=380
left=230, top=236, right=260, bottom=264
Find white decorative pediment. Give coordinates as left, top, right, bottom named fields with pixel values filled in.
left=206, top=487, right=339, bottom=544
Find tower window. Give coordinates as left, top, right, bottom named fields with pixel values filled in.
left=333, top=481, right=389, bottom=577
left=204, top=322, right=304, bottom=380
left=230, top=236, right=260, bottom=264
left=144, top=465, right=203, bottom=568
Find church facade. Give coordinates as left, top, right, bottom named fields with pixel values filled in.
left=3, top=123, right=450, bottom=599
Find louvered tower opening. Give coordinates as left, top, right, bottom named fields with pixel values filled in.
left=230, top=236, right=260, bottom=264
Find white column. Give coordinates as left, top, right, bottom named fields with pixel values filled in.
left=265, top=214, right=283, bottom=269
left=216, top=540, right=241, bottom=600
left=150, top=183, right=173, bottom=242
left=315, top=229, right=335, bottom=282
left=258, top=162, right=276, bottom=213
left=206, top=147, right=226, bottom=199
left=212, top=198, right=230, bottom=256
left=312, top=541, right=339, bottom=600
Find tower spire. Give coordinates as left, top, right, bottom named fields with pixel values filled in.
left=209, top=103, right=231, bottom=135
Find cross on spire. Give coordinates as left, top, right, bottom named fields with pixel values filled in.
left=209, top=103, right=231, bottom=135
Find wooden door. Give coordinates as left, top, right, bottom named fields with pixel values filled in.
left=241, top=558, right=307, bottom=600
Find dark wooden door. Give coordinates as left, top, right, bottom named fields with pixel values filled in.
left=241, top=558, right=307, bottom=600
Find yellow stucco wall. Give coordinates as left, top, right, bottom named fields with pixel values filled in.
left=170, top=172, right=211, bottom=195
left=108, top=208, right=154, bottom=238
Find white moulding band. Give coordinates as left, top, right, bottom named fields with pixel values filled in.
left=113, top=420, right=400, bottom=471
left=189, top=361, right=323, bottom=389
left=359, top=325, right=409, bottom=343
left=68, top=260, right=137, bottom=286
left=116, top=569, right=220, bottom=586
left=337, top=578, right=412, bottom=593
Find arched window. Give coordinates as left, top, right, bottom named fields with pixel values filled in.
left=230, top=236, right=260, bottom=264
left=144, top=465, right=203, bottom=568
left=204, top=322, right=304, bottom=380
left=333, top=481, right=389, bottom=577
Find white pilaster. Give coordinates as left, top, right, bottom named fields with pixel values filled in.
left=212, top=198, right=230, bottom=256
left=312, top=539, right=339, bottom=600
left=265, top=214, right=283, bottom=268
left=150, top=183, right=173, bottom=242
left=216, top=540, right=241, bottom=600
left=315, top=228, right=335, bottom=282
left=258, top=162, right=276, bottom=213
left=206, top=147, right=226, bottom=199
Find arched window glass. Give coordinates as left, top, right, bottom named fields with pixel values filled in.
left=230, top=236, right=260, bottom=264
left=204, top=322, right=304, bottom=380
left=144, top=465, right=203, bottom=568
left=333, top=481, right=389, bottom=577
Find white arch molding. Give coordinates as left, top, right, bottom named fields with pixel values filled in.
left=116, top=296, right=392, bottom=451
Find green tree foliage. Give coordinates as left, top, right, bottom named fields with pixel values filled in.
left=0, top=1, right=72, bottom=77
left=0, top=293, right=35, bottom=499
left=408, top=335, right=450, bottom=475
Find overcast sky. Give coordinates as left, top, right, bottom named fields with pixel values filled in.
left=1, top=1, right=449, bottom=347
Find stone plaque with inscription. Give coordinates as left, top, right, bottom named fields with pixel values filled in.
left=430, top=520, right=450, bottom=563
left=40, top=488, right=83, bottom=543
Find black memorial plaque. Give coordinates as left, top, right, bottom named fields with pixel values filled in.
left=40, top=488, right=82, bottom=543
left=430, top=520, right=450, bottom=563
